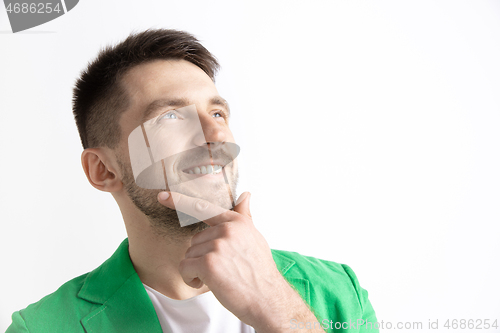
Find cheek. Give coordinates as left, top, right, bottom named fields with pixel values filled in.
left=224, top=128, right=236, bottom=143
left=119, top=143, right=134, bottom=170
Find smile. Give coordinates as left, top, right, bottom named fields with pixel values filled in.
left=183, top=164, right=224, bottom=175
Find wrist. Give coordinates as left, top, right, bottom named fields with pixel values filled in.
left=251, top=275, right=322, bottom=333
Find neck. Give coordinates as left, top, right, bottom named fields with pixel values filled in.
left=122, top=203, right=210, bottom=300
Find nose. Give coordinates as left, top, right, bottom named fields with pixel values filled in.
left=193, top=111, right=226, bottom=146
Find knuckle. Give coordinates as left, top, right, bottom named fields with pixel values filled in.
left=191, top=233, right=201, bottom=245
left=178, top=258, right=188, bottom=272
left=219, top=222, right=233, bottom=238
left=211, top=239, right=223, bottom=253
left=202, top=252, right=217, bottom=271
left=171, top=193, right=182, bottom=207
left=184, top=247, right=193, bottom=258
left=195, top=200, right=209, bottom=211
left=219, top=210, right=231, bottom=219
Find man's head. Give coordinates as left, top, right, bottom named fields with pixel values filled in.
left=73, top=29, right=238, bottom=240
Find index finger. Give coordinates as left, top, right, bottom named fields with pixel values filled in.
left=158, top=191, right=234, bottom=226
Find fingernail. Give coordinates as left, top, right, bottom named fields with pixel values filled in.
left=158, top=192, right=170, bottom=201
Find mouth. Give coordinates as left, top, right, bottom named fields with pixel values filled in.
left=180, top=161, right=229, bottom=179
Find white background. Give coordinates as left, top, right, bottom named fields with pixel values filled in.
left=1, top=1, right=499, bottom=332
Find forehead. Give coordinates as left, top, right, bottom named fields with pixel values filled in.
left=122, top=59, right=217, bottom=106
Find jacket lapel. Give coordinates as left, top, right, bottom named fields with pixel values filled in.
left=78, top=239, right=162, bottom=333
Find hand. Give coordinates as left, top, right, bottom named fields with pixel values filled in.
left=157, top=191, right=324, bottom=332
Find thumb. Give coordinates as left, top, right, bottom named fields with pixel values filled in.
left=234, top=192, right=252, bottom=218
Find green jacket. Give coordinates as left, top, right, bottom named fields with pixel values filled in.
left=6, top=239, right=378, bottom=332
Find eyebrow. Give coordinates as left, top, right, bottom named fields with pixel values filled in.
left=141, top=96, right=231, bottom=123
left=210, top=96, right=231, bottom=118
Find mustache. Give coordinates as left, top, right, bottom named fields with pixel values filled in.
left=172, top=142, right=240, bottom=170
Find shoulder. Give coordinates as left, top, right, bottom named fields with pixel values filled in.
left=8, top=273, right=95, bottom=333
left=7, top=239, right=137, bottom=333
left=271, top=249, right=371, bottom=322
left=23, top=273, right=89, bottom=312
left=271, top=248, right=357, bottom=283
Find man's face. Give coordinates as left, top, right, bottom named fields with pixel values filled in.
left=115, top=59, right=239, bottom=237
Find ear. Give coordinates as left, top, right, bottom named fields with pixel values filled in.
left=81, top=148, right=123, bottom=193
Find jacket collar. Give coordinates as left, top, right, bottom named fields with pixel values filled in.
left=78, top=238, right=135, bottom=304
left=78, top=239, right=162, bottom=332
left=77, top=238, right=308, bottom=332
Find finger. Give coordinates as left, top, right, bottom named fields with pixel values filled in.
left=179, top=257, right=209, bottom=288
left=233, top=192, right=252, bottom=219
left=190, top=222, right=229, bottom=247
left=187, top=277, right=204, bottom=289
left=158, top=191, right=230, bottom=225
left=185, top=239, right=222, bottom=259
left=199, top=210, right=238, bottom=227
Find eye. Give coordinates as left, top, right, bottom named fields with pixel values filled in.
left=160, top=111, right=178, bottom=120
left=212, top=110, right=228, bottom=119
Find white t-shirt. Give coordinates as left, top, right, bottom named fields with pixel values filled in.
left=144, top=284, right=256, bottom=333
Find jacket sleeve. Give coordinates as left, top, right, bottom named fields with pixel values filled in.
left=342, top=264, right=379, bottom=333
left=5, top=311, right=30, bottom=333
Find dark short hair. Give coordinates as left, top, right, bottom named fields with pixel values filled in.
left=72, top=29, right=220, bottom=149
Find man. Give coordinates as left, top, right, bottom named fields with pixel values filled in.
left=7, top=29, right=378, bottom=333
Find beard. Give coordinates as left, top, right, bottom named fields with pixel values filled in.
left=115, top=152, right=239, bottom=240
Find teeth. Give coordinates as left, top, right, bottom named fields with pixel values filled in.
left=185, top=165, right=223, bottom=175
